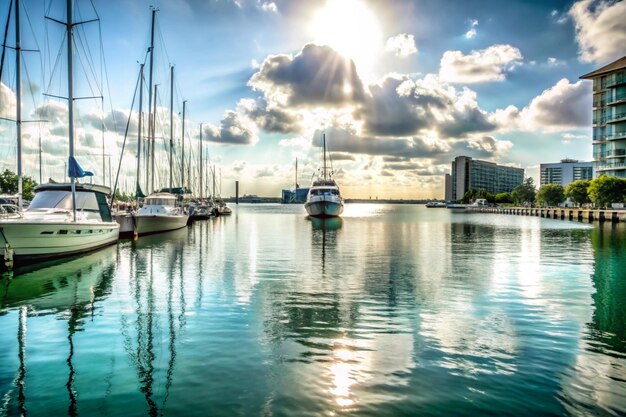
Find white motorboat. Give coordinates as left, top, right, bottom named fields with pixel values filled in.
left=0, top=183, right=120, bottom=266
left=305, top=132, right=344, bottom=218
left=135, top=193, right=189, bottom=236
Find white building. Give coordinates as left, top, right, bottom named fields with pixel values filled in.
left=539, top=159, right=593, bottom=187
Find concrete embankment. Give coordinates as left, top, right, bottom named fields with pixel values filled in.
left=468, top=206, right=626, bottom=223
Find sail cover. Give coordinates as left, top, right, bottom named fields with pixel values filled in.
left=68, top=156, right=94, bottom=178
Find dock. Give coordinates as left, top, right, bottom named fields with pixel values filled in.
left=468, top=206, right=626, bottom=223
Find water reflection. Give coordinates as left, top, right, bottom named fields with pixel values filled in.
left=0, top=246, right=117, bottom=416
left=557, top=225, right=626, bottom=417
left=124, top=228, right=188, bottom=416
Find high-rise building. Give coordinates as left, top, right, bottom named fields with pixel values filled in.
left=444, top=174, right=452, bottom=201
left=445, top=156, right=524, bottom=201
left=540, top=159, right=594, bottom=187
left=580, top=56, right=626, bottom=178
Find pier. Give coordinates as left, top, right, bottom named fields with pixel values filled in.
left=468, top=206, right=626, bottom=223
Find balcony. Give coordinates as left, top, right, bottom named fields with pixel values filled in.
left=607, top=112, right=626, bottom=124
left=595, top=149, right=626, bottom=159
left=604, top=75, right=626, bottom=88
left=607, top=131, right=626, bottom=140
left=607, top=92, right=626, bottom=106
left=597, top=162, right=626, bottom=171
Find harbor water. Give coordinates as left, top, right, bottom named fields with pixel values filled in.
left=0, top=204, right=624, bottom=416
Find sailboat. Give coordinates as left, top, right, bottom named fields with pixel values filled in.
left=304, top=132, right=344, bottom=217
left=134, top=10, right=188, bottom=236
left=0, top=0, right=119, bottom=267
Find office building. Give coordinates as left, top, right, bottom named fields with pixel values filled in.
left=444, top=174, right=452, bottom=201
left=580, top=55, right=626, bottom=178
left=540, top=159, right=593, bottom=187
left=445, top=156, right=524, bottom=201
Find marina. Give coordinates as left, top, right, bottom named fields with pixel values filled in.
left=0, top=204, right=625, bottom=416
left=0, top=0, right=625, bottom=415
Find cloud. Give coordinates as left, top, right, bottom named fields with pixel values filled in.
left=520, top=78, right=591, bottom=130
left=358, top=74, right=495, bottom=138
left=258, top=1, right=277, bottom=13
left=238, top=98, right=302, bottom=134
left=465, top=19, right=478, bottom=39
left=203, top=111, right=259, bottom=145
left=569, top=0, right=626, bottom=64
left=0, top=83, right=16, bottom=118
left=439, top=44, right=523, bottom=83
left=385, top=34, right=417, bottom=58
left=311, top=126, right=511, bottom=163
left=248, top=43, right=366, bottom=107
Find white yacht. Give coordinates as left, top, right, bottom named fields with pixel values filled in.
left=304, top=132, right=344, bottom=218
left=0, top=183, right=119, bottom=266
left=135, top=193, right=189, bottom=236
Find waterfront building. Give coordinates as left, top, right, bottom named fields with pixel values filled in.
left=444, top=174, right=452, bottom=201
left=540, top=159, right=594, bottom=187
left=445, top=156, right=524, bottom=201
left=581, top=55, right=626, bottom=178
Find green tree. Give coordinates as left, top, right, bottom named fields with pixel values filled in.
left=536, top=184, right=565, bottom=207
left=494, top=192, right=512, bottom=204
left=511, top=177, right=536, bottom=206
left=588, top=175, right=626, bottom=208
left=461, top=188, right=495, bottom=204
left=565, top=179, right=591, bottom=206
left=0, top=169, right=38, bottom=200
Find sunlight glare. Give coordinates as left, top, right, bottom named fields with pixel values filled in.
left=310, top=0, right=382, bottom=79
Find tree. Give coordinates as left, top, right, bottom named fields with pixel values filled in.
left=494, top=192, right=512, bottom=204
left=565, top=180, right=591, bottom=206
left=536, top=184, right=565, bottom=207
left=588, top=175, right=626, bottom=208
left=0, top=169, right=38, bottom=200
left=461, top=188, right=495, bottom=204
left=511, top=177, right=536, bottom=206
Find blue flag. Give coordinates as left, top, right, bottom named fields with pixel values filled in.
left=68, top=156, right=94, bottom=178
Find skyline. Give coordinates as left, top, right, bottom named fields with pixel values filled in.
left=0, top=0, right=625, bottom=199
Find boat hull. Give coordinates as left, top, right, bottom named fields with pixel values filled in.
left=135, top=214, right=189, bottom=236
left=305, top=200, right=344, bottom=217
left=0, top=221, right=119, bottom=263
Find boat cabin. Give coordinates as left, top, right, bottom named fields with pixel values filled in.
left=26, top=183, right=113, bottom=222
left=309, top=188, right=340, bottom=197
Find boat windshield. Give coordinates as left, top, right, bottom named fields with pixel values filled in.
left=145, top=198, right=175, bottom=206
left=27, top=190, right=100, bottom=211
left=310, top=188, right=340, bottom=196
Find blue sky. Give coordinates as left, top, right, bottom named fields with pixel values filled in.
left=1, top=0, right=625, bottom=198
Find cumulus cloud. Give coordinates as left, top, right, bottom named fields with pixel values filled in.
left=358, top=74, right=495, bottom=138
left=439, top=44, right=523, bottom=83
left=569, top=0, right=626, bottom=64
left=490, top=78, right=591, bottom=132
left=465, top=19, right=478, bottom=39
left=520, top=78, right=591, bottom=130
left=248, top=43, right=366, bottom=107
left=203, top=110, right=259, bottom=145
left=385, top=33, right=417, bottom=58
left=0, top=82, right=16, bottom=118
left=238, top=98, right=302, bottom=134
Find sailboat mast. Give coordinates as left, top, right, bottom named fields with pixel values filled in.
left=147, top=8, right=156, bottom=193
left=181, top=100, right=186, bottom=189
left=169, top=65, right=174, bottom=190
left=199, top=123, right=203, bottom=199
left=151, top=83, right=158, bottom=192
left=322, top=132, right=327, bottom=181
left=67, top=0, right=76, bottom=222
left=136, top=63, right=144, bottom=198
left=295, top=158, right=298, bottom=189
left=15, top=0, right=22, bottom=207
